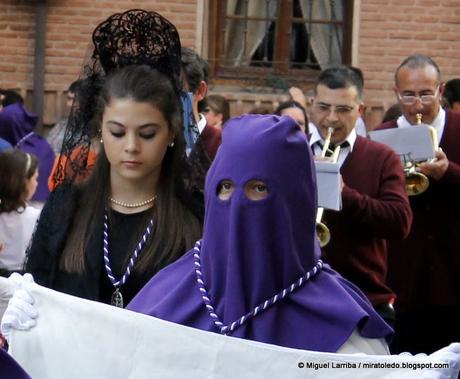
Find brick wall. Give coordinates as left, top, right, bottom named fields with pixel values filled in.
left=0, top=1, right=35, bottom=93
left=0, top=0, right=198, bottom=125
left=1, top=1, right=459, bottom=128
left=358, top=0, right=460, bottom=128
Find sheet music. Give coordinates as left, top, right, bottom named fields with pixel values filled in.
left=315, top=161, right=342, bottom=211
left=369, top=126, right=435, bottom=163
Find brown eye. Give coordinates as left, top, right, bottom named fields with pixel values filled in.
left=217, top=180, right=234, bottom=200
left=255, top=184, right=267, bottom=192
left=244, top=180, right=269, bottom=201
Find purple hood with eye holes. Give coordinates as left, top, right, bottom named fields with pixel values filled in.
left=128, top=114, right=392, bottom=352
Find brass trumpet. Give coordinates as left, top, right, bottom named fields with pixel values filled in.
left=404, top=113, right=439, bottom=196
left=315, top=127, right=341, bottom=247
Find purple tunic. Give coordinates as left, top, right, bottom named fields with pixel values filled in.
left=128, top=114, right=392, bottom=352
left=0, top=348, right=31, bottom=379
left=0, top=103, right=54, bottom=201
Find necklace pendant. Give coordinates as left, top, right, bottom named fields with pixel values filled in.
left=111, top=288, right=124, bottom=308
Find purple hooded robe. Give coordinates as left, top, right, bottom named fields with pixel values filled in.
left=128, top=114, right=392, bottom=352
left=0, top=103, right=54, bottom=202
left=0, top=348, right=31, bottom=379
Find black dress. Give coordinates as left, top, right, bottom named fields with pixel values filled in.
left=25, top=183, right=193, bottom=306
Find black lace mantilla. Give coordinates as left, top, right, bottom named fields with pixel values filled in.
left=92, top=9, right=182, bottom=93
left=51, top=9, right=208, bottom=219
left=53, top=9, right=184, bottom=187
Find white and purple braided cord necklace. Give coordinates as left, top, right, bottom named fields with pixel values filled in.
left=193, top=240, right=323, bottom=335
left=103, top=210, right=154, bottom=307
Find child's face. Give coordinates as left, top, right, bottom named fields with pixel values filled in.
left=25, top=168, right=39, bottom=201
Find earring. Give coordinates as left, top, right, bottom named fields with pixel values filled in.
left=169, top=141, right=175, bottom=147
left=100, top=137, right=103, bottom=144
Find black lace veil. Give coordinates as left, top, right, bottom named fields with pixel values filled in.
left=91, top=9, right=182, bottom=92
left=51, top=9, right=209, bottom=216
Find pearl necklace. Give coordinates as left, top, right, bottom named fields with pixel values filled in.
left=109, top=195, right=156, bottom=209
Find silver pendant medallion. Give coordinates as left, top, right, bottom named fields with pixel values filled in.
left=111, top=288, right=124, bottom=308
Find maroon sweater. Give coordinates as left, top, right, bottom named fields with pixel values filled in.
left=376, top=111, right=460, bottom=311
left=201, top=123, right=222, bottom=160
left=322, top=136, right=412, bottom=306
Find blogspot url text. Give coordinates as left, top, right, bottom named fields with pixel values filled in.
left=297, top=361, right=450, bottom=370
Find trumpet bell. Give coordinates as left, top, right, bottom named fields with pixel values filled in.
left=316, top=222, right=331, bottom=248
left=405, top=171, right=429, bottom=196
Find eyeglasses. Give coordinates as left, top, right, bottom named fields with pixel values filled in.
left=397, top=86, right=439, bottom=105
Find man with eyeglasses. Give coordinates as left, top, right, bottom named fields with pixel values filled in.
left=309, top=66, right=412, bottom=327
left=376, top=55, right=460, bottom=355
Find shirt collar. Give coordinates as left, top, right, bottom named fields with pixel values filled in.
left=197, top=114, right=207, bottom=134
left=309, top=124, right=322, bottom=147
left=396, top=107, right=445, bottom=129
left=396, top=108, right=446, bottom=142
left=309, top=125, right=357, bottom=152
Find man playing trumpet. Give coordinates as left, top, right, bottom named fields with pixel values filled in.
left=309, top=66, right=412, bottom=326
left=377, top=55, right=460, bottom=355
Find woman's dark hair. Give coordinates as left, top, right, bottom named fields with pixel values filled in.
left=60, top=65, right=202, bottom=273
left=247, top=105, right=274, bottom=115
left=274, top=100, right=308, bottom=125
left=0, top=150, right=38, bottom=213
left=0, top=89, right=24, bottom=107
left=382, top=103, right=402, bottom=123
left=206, top=94, right=230, bottom=124
left=443, top=78, right=460, bottom=109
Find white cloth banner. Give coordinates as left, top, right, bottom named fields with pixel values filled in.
left=7, top=283, right=460, bottom=379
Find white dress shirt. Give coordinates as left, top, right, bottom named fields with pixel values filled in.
left=309, top=127, right=357, bottom=168
left=396, top=108, right=446, bottom=145
left=0, top=205, right=41, bottom=271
